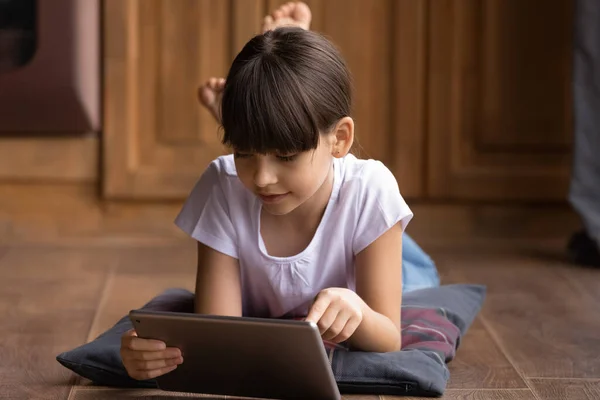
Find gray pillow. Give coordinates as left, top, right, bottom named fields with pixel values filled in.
left=57, top=284, right=485, bottom=397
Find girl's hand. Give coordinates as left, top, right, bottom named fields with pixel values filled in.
left=120, top=329, right=183, bottom=380
left=305, top=288, right=365, bottom=343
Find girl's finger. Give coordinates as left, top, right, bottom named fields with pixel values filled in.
left=126, top=337, right=166, bottom=352
left=322, top=309, right=351, bottom=341
left=314, top=303, right=340, bottom=335
left=122, top=328, right=137, bottom=337
left=304, top=294, right=332, bottom=326
left=133, top=365, right=178, bottom=381
left=129, top=348, right=181, bottom=361
left=134, top=356, right=183, bottom=371
left=331, top=315, right=361, bottom=343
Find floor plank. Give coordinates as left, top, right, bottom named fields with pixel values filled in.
left=388, top=389, right=536, bottom=399
left=436, top=250, right=600, bottom=379
left=69, top=387, right=229, bottom=399
left=0, top=247, right=112, bottom=400
left=69, top=387, right=379, bottom=399
left=0, top=183, right=186, bottom=245
left=558, top=265, right=600, bottom=305
left=529, top=378, right=600, bottom=400
left=114, top=244, right=196, bottom=275
left=447, top=319, right=526, bottom=389
left=87, top=270, right=195, bottom=341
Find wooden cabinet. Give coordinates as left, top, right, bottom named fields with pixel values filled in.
left=427, top=0, right=573, bottom=200
left=103, top=0, right=573, bottom=201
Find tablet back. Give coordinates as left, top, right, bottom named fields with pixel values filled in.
left=130, top=310, right=341, bottom=400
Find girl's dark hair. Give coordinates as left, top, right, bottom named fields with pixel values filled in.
left=221, top=27, right=352, bottom=154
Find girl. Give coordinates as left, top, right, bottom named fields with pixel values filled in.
left=121, top=2, right=439, bottom=381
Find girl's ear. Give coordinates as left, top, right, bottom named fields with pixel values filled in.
left=331, top=117, right=354, bottom=158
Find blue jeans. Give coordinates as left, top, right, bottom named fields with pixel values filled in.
left=402, top=233, right=440, bottom=293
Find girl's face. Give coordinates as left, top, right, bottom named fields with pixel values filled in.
left=234, top=133, right=336, bottom=216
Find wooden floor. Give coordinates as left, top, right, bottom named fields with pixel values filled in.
left=1, top=183, right=599, bottom=400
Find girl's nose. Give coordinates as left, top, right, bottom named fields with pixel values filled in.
left=253, top=157, right=278, bottom=188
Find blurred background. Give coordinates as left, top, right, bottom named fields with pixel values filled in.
left=0, top=0, right=578, bottom=243
left=2, top=1, right=599, bottom=399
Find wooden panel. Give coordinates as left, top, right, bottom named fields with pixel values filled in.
left=427, top=0, right=573, bottom=200
left=0, top=136, right=98, bottom=183
left=478, top=1, right=572, bottom=149
left=314, top=0, right=394, bottom=168
left=447, top=319, right=526, bottom=389
left=266, top=0, right=427, bottom=198
left=103, top=0, right=264, bottom=199
left=391, top=0, right=428, bottom=197
left=156, top=0, right=229, bottom=145
left=529, top=379, right=600, bottom=400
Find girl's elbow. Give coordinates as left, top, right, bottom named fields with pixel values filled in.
left=383, top=331, right=402, bottom=352
left=392, top=336, right=402, bottom=352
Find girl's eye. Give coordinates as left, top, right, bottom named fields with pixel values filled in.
left=276, top=154, right=298, bottom=162
left=234, top=152, right=252, bottom=159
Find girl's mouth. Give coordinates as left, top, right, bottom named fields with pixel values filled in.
left=258, top=192, right=290, bottom=203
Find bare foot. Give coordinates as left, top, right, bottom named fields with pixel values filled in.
left=198, top=77, right=225, bottom=123
left=262, top=1, right=312, bottom=32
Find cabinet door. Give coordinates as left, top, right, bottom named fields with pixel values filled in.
left=103, top=0, right=267, bottom=199
left=427, top=0, right=573, bottom=201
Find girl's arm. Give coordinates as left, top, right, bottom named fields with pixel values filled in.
left=194, top=241, right=243, bottom=317
left=348, top=222, right=403, bottom=352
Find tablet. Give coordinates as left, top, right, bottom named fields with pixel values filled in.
left=129, top=310, right=341, bottom=400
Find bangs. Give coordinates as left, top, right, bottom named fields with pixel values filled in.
left=221, top=56, right=320, bottom=155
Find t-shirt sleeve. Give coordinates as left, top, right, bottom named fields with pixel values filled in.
left=174, top=161, right=238, bottom=259
left=352, top=161, right=413, bottom=255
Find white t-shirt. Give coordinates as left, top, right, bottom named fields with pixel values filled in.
left=175, top=154, right=413, bottom=318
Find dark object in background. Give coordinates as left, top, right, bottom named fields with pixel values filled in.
left=567, top=230, right=600, bottom=268
left=0, top=0, right=36, bottom=73
left=0, top=0, right=100, bottom=134
left=569, top=0, right=600, bottom=262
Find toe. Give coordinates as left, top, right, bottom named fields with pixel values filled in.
left=262, top=15, right=273, bottom=31
left=198, top=86, right=213, bottom=106
left=281, top=3, right=292, bottom=14
left=296, top=2, right=312, bottom=22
